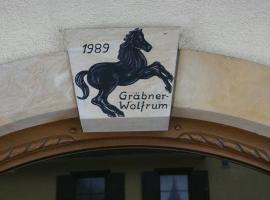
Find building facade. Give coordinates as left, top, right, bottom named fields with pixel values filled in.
left=0, top=1, right=270, bottom=200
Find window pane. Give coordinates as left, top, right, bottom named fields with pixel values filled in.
left=161, top=175, right=188, bottom=191
left=160, top=175, right=189, bottom=200
left=161, top=191, right=170, bottom=200
left=161, top=191, right=189, bottom=200
left=76, top=177, right=105, bottom=195
left=160, top=176, right=173, bottom=191
left=91, top=177, right=105, bottom=193
left=77, top=178, right=92, bottom=194
left=175, top=175, right=188, bottom=190
left=179, top=191, right=189, bottom=200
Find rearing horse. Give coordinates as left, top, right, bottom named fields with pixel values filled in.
left=75, top=28, right=173, bottom=117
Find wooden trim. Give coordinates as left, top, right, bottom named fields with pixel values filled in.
left=0, top=117, right=269, bottom=173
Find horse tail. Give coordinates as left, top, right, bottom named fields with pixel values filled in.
left=75, top=70, right=89, bottom=100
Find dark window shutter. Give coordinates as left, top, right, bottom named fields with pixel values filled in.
left=108, top=173, right=125, bottom=200
left=142, top=171, right=160, bottom=200
left=190, top=170, right=209, bottom=200
left=56, top=175, right=75, bottom=200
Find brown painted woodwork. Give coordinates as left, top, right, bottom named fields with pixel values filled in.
left=0, top=117, right=269, bottom=173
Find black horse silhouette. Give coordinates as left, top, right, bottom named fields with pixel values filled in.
left=75, top=28, right=173, bottom=117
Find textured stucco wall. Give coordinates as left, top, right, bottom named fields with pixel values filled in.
left=0, top=0, right=270, bottom=66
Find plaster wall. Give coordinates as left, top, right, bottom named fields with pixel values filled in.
left=1, top=50, right=270, bottom=138
left=0, top=0, right=270, bottom=66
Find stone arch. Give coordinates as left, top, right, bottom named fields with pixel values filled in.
left=1, top=50, right=270, bottom=138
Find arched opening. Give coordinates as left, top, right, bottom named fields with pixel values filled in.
left=0, top=148, right=269, bottom=200
left=0, top=118, right=269, bottom=200
left=0, top=117, right=269, bottom=173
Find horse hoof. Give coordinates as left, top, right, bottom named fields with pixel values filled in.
left=107, top=112, right=117, bottom=117
left=117, top=111, right=125, bottom=117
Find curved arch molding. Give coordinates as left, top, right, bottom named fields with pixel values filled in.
left=0, top=118, right=269, bottom=172
left=1, top=50, right=270, bottom=138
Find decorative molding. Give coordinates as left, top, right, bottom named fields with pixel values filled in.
left=0, top=135, right=75, bottom=162
left=0, top=118, right=269, bottom=172
left=178, top=132, right=270, bottom=163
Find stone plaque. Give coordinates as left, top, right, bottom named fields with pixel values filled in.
left=65, top=27, right=179, bottom=132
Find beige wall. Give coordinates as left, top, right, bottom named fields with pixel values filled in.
left=0, top=153, right=269, bottom=200
left=2, top=50, right=270, bottom=138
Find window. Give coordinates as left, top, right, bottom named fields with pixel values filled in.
left=76, top=176, right=106, bottom=200
left=160, top=175, right=189, bottom=200
left=142, top=169, right=209, bottom=200
left=57, top=171, right=125, bottom=200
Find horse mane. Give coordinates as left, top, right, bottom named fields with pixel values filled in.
left=117, top=28, right=146, bottom=66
